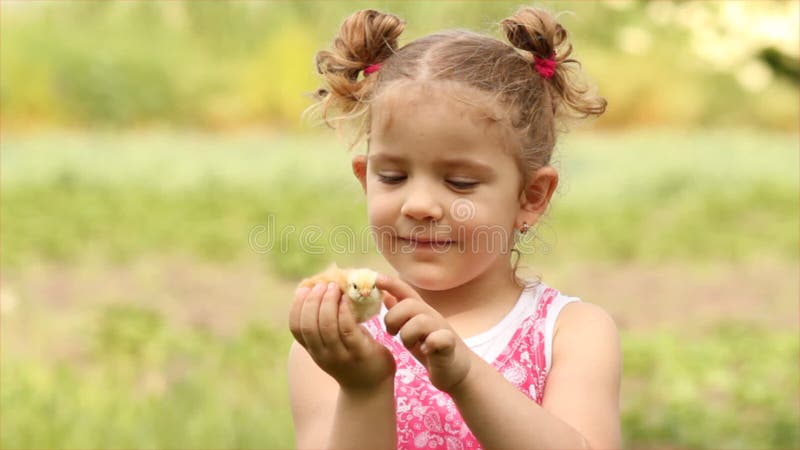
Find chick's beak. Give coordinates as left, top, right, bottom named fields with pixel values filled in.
left=360, top=289, right=371, bottom=298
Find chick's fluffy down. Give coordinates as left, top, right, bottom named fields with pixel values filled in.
left=299, top=264, right=381, bottom=323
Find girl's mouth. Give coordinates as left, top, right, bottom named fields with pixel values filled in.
left=401, top=236, right=453, bottom=243
left=399, top=237, right=454, bottom=250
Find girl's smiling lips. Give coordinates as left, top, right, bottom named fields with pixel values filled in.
left=398, top=236, right=454, bottom=245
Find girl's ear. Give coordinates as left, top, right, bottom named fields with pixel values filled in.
left=352, top=155, right=368, bottom=193
left=517, top=166, right=558, bottom=226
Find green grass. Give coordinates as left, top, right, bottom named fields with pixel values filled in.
left=550, top=129, right=799, bottom=263
left=2, top=305, right=296, bottom=449
left=1, top=128, right=798, bottom=449
left=0, top=130, right=370, bottom=277
left=2, top=128, right=797, bottom=275
left=622, top=322, right=799, bottom=449
left=2, top=306, right=796, bottom=449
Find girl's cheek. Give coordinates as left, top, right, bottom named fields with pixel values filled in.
left=367, top=199, right=395, bottom=227
left=457, top=218, right=515, bottom=254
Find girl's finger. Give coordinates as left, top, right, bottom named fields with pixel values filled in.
left=289, top=285, right=311, bottom=346
left=397, top=314, right=437, bottom=350
left=338, top=293, right=370, bottom=353
left=384, top=298, right=427, bottom=336
left=422, top=329, right=457, bottom=357
left=299, top=283, right=326, bottom=354
left=382, top=290, right=399, bottom=310
left=318, top=282, right=345, bottom=353
left=375, top=273, right=420, bottom=303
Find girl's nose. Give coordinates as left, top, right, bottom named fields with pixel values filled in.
left=400, top=183, right=444, bottom=222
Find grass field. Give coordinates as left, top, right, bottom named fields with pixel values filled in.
left=1, top=128, right=798, bottom=449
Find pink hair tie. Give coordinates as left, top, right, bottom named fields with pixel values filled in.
left=533, top=54, right=557, bottom=80
left=363, top=63, right=382, bottom=76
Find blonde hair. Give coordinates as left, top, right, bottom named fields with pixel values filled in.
left=309, top=6, right=606, bottom=285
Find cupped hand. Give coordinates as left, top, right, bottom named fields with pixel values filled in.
left=376, top=274, right=473, bottom=393
left=289, top=281, right=396, bottom=392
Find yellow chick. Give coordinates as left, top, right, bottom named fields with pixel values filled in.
left=299, top=263, right=381, bottom=323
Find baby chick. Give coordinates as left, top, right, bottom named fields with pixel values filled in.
left=299, top=263, right=381, bottom=323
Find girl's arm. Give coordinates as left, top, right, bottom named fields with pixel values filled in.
left=288, top=342, right=397, bottom=449
left=448, top=302, right=621, bottom=450
left=288, top=282, right=398, bottom=449
left=377, top=274, right=620, bottom=449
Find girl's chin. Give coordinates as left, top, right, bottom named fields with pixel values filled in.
left=391, top=263, right=462, bottom=292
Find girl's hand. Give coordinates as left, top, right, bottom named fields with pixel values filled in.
left=289, top=282, right=396, bottom=392
left=376, top=274, right=473, bottom=393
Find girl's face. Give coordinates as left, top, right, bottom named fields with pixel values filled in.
left=359, top=82, right=526, bottom=291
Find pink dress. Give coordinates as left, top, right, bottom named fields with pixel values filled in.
left=363, top=283, right=579, bottom=450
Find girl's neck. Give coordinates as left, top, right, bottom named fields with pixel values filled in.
left=412, top=262, right=525, bottom=335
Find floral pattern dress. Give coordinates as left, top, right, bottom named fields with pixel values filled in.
left=363, top=286, right=578, bottom=450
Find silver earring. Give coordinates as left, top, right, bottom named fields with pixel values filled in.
left=520, top=222, right=530, bottom=234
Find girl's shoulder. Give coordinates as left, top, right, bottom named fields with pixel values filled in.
left=552, top=300, right=618, bottom=344
left=515, top=282, right=617, bottom=374
left=541, top=298, right=622, bottom=448
left=548, top=298, right=621, bottom=383
left=531, top=281, right=616, bottom=339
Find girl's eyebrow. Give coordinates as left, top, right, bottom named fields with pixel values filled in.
left=368, top=153, right=406, bottom=165
left=369, top=154, right=496, bottom=174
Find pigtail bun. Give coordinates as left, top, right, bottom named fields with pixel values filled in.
left=501, top=7, right=606, bottom=119
left=311, top=9, right=405, bottom=137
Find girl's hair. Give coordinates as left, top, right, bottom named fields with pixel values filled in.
left=309, top=6, right=606, bottom=285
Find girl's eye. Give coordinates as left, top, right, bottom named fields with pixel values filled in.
left=377, top=173, right=477, bottom=189
left=377, top=174, right=406, bottom=184
left=447, top=180, right=479, bottom=190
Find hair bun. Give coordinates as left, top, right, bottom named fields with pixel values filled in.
left=308, top=9, right=405, bottom=149
left=501, top=7, right=569, bottom=61
left=316, top=9, right=405, bottom=81
left=500, top=6, right=605, bottom=118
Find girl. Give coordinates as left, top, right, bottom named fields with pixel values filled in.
left=289, top=6, right=620, bottom=450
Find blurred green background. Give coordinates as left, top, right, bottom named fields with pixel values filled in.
left=1, top=1, right=797, bottom=449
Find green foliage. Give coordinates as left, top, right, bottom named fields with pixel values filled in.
left=622, top=323, right=799, bottom=449
left=551, top=174, right=798, bottom=263
left=1, top=1, right=797, bottom=130
left=0, top=173, right=366, bottom=276
left=1, top=306, right=295, bottom=450
left=539, top=128, right=800, bottom=263
left=94, top=304, right=165, bottom=361
left=1, top=128, right=797, bottom=449
left=2, top=129, right=796, bottom=272
left=2, top=309, right=796, bottom=449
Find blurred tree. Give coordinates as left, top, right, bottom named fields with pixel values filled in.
left=760, top=47, right=800, bottom=85
left=0, top=0, right=796, bottom=130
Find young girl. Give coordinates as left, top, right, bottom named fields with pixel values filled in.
left=288, top=6, right=620, bottom=449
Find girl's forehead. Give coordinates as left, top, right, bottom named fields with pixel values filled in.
left=372, top=80, right=506, bottom=127
left=369, top=81, right=517, bottom=159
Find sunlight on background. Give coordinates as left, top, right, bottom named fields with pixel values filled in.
left=1, top=1, right=798, bottom=449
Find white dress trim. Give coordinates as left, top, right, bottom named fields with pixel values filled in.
left=544, top=294, right=581, bottom=373
left=375, top=281, right=581, bottom=370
